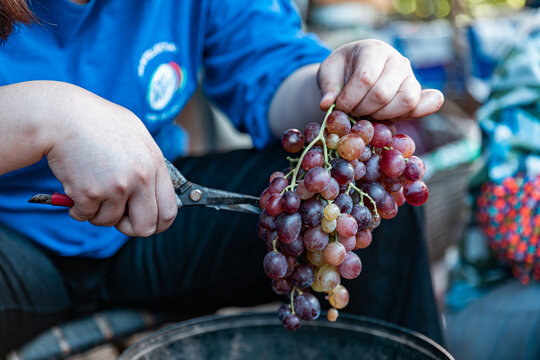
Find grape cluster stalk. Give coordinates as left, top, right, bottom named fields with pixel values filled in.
left=256, top=104, right=429, bottom=331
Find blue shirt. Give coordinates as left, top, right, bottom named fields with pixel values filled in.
left=0, top=0, right=330, bottom=257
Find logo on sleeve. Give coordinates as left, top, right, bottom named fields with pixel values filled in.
left=138, top=42, right=186, bottom=122
left=147, top=61, right=185, bottom=111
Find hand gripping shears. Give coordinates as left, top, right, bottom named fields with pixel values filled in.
left=28, top=159, right=261, bottom=214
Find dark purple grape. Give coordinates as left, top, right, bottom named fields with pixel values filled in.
left=298, top=198, right=324, bottom=227
left=338, top=252, right=362, bottom=279
left=296, top=180, right=314, bottom=200
left=303, top=122, right=321, bottom=144
left=276, top=213, right=301, bottom=244
left=368, top=213, right=381, bottom=231
left=281, top=191, right=301, bottom=214
left=330, top=158, right=355, bottom=185
left=403, top=161, right=421, bottom=181
left=265, top=193, right=283, bottom=217
left=359, top=145, right=372, bottom=162
left=353, top=161, right=366, bottom=181
left=379, top=192, right=398, bottom=219
left=277, top=235, right=304, bottom=257
left=360, top=181, right=387, bottom=208
left=334, top=193, right=353, bottom=214
left=379, top=174, right=405, bottom=192
left=291, top=264, right=315, bottom=289
left=265, top=230, right=277, bottom=251
left=269, top=176, right=288, bottom=194
left=403, top=180, right=429, bottom=206
left=259, top=210, right=277, bottom=230
left=363, top=153, right=381, bottom=182
left=256, top=223, right=267, bottom=241
left=269, top=171, right=285, bottom=183
left=408, top=156, right=425, bottom=179
left=272, top=278, right=293, bottom=295
left=303, top=225, right=329, bottom=252
left=294, top=293, right=321, bottom=321
left=278, top=304, right=292, bottom=321
left=259, top=188, right=271, bottom=210
left=284, top=255, right=296, bottom=277
left=263, top=251, right=288, bottom=279
left=301, top=150, right=324, bottom=171
left=303, top=167, right=330, bottom=193
left=350, top=204, right=372, bottom=231
left=283, top=313, right=301, bottom=332
left=281, top=129, right=305, bottom=153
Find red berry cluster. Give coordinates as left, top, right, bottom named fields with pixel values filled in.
left=256, top=105, right=428, bottom=331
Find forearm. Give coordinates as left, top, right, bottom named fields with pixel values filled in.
left=0, top=81, right=58, bottom=175
left=268, top=63, right=324, bottom=138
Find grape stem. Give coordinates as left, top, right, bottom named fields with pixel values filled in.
left=284, top=104, right=336, bottom=192
left=347, top=182, right=379, bottom=219
left=289, top=286, right=297, bottom=314
left=272, top=238, right=278, bottom=252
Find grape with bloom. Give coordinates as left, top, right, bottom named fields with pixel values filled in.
left=256, top=104, right=428, bottom=331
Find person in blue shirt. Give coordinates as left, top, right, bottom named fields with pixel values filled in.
left=0, top=0, right=444, bottom=354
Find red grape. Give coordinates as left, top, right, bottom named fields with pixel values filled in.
left=303, top=122, right=320, bottom=144
left=390, top=134, right=415, bottom=158
left=326, top=111, right=351, bottom=137
left=381, top=149, right=406, bottom=177
left=351, top=120, right=374, bottom=145
left=303, top=167, right=330, bottom=193
left=371, top=123, right=392, bottom=147
left=403, top=180, right=429, bottom=206
left=281, top=129, right=305, bottom=153
left=338, top=252, right=362, bottom=279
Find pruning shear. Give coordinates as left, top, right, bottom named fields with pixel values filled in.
left=28, top=159, right=261, bottom=214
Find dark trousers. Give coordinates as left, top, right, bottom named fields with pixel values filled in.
left=0, top=146, right=442, bottom=354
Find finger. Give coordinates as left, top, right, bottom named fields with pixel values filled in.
left=370, top=76, right=421, bottom=120
left=68, top=191, right=102, bottom=222
left=154, top=161, right=178, bottom=234
left=89, top=196, right=128, bottom=227
left=318, top=55, right=345, bottom=111
left=115, top=173, right=159, bottom=237
left=350, top=56, right=411, bottom=117
left=334, top=49, right=388, bottom=114
left=409, top=89, right=444, bottom=118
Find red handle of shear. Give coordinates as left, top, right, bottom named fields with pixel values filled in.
left=28, top=192, right=74, bottom=207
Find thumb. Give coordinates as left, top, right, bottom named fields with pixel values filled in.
left=317, top=54, right=345, bottom=111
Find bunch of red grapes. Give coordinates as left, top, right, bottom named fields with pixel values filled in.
left=256, top=105, right=428, bottom=332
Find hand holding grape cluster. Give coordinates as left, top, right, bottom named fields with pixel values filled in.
left=256, top=104, right=428, bottom=331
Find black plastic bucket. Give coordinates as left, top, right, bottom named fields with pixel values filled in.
left=119, top=311, right=454, bottom=360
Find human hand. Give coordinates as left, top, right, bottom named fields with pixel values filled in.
left=318, top=39, right=444, bottom=120
left=42, top=82, right=177, bottom=237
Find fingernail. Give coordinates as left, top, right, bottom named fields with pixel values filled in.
left=321, top=92, right=335, bottom=104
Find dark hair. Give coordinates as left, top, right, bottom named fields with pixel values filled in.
left=0, top=0, right=33, bottom=41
